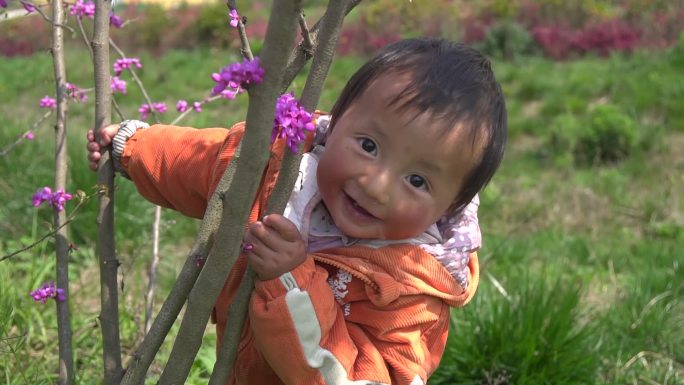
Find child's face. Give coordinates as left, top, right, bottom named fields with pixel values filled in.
left=317, top=72, right=482, bottom=240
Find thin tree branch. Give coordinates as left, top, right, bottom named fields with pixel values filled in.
left=77, top=17, right=93, bottom=60
left=109, top=38, right=159, bottom=123
left=18, top=2, right=75, bottom=33
left=92, top=0, right=123, bottom=383
left=212, top=3, right=351, bottom=380
left=1, top=219, right=73, bottom=262
left=120, top=142, right=243, bottom=385
left=169, top=94, right=221, bottom=125
left=1, top=191, right=95, bottom=262
left=227, top=0, right=253, bottom=61
left=281, top=0, right=362, bottom=92
left=158, top=1, right=303, bottom=382
left=0, top=110, right=52, bottom=157
left=144, top=206, right=162, bottom=333
left=207, top=267, right=254, bottom=385
left=298, top=12, right=314, bottom=56
left=50, top=0, right=74, bottom=381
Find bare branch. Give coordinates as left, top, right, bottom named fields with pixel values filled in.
left=49, top=0, right=75, bottom=382
left=144, top=206, right=162, bottom=333
left=227, top=0, right=254, bottom=61
left=77, top=17, right=93, bottom=60
left=298, top=12, right=314, bottom=57
left=281, top=0, right=362, bottom=91
left=1, top=191, right=96, bottom=262
left=0, top=110, right=52, bottom=157
left=14, top=3, right=75, bottom=33
left=109, top=38, right=160, bottom=123
left=92, top=0, right=124, bottom=383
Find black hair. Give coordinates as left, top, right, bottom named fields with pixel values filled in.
left=329, top=37, right=507, bottom=214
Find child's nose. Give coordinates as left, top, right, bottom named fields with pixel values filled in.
left=358, top=168, right=390, bottom=204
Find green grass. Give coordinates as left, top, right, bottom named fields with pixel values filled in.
left=1, top=39, right=683, bottom=383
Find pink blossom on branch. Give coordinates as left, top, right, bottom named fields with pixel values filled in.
left=113, top=57, right=142, bottom=76
left=110, top=12, right=123, bottom=28
left=176, top=100, right=188, bottom=113
left=32, top=186, right=73, bottom=212
left=20, top=0, right=36, bottom=13
left=211, top=57, right=264, bottom=96
left=138, top=102, right=167, bottom=120
left=31, top=282, right=67, bottom=303
left=24, top=131, right=35, bottom=140
left=193, top=101, right=202, bottom=112
left=111, top=76, right=127, bottom=94
left=66, top=83, right=88, bottom=103
left=229, top=9, right=240, bottom=28
left=32, top=186, right=52, bottom=207
left=272, top=92, right=315, bottom=153
left=39, top=96, right=57, bottom=109
left=69, top=0, right=95, bottom=19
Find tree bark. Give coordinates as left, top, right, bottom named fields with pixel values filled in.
left=157, top=1, right=302, bottom=383
left=92, top=0, right=123, bottom=384
left=50, top=0, right=73, bottom=382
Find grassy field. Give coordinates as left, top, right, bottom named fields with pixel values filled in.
left=0, top=41, right=682, bottom=384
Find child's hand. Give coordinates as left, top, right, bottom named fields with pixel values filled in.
left=86, top=124, right=120, bottom=171
left=245, top=214, right=307, bottom=281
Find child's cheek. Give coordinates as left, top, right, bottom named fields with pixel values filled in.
left=387, top=205, right=434, bottom=239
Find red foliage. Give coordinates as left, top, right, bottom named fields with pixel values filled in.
left=0, top=14, right=50, bottom=57
left=532, top=25, right=576, bottom=59
left=532, top=19, right=641, bottom=59
left=572, top=20, right=640, bottom=56
left=337, top=19, right=400, bottom=57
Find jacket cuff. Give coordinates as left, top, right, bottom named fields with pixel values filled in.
left=112, top=120, right=149, bottom=178
left=254, top=257, right=318, bottom=300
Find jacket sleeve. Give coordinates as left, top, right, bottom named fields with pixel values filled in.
left=120, top=123, right=246, bottom=219
left=249, top=257, right=450, bottom=385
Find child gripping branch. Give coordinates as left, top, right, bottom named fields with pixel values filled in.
left=86, top=37, right=507, bottom=385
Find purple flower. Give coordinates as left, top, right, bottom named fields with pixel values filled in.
left=32, top=186, right=52, bottom=207
left=69, top=0, right=95, bottom=19
left=152, top=102, right=167, bottom=113
left=193, top=101, right=202, bottom=112
left=20, top=0, right=36, bottom=13
left=39, top=96, right=57, bottom=109
left=138, top=102, right=167, bottom=120
left=24, top=131, right=35, bottom=140
left=176, top=100, right=188, bottom=113
left=138, top=104, right=152, bottom=120
left=211, top=57, right=264, bottom=96
left=51, top=189, right=73, bottom=212
left=0, top=0, right=8, bottom=9
left=31, top=282, right=66, bottom=304
left=272, top=93, right=315, bottom=153
left=32, top=186, right=73, bottom=212
left=111, top=76, right=127, bottom=94
left=66, top=83, right=88, bottom=103
left=109, top=12, right=123, bottom=28
left=113, top=57, right=142, bottom=76
left=229, top=9, right=240, bottom=28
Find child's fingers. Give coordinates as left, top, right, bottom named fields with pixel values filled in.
left=262, top=214, right=301, bottom=242
left=248, top=221, right=284, bottom=252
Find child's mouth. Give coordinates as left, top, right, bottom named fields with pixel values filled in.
left=344, top=193, right=376, bottom=220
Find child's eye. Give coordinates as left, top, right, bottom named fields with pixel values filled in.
left=358, top=137, right=377, bottom=154
left=407, top=174, right=428, bottom=190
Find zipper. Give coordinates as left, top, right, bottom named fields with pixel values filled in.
left=312, top=255, right=379, bottom=291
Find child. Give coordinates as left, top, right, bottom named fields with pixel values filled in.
left=87, top=38, right=507, bottom=385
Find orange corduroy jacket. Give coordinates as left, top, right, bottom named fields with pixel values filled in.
left=121, top=121, right=479, bottom=385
